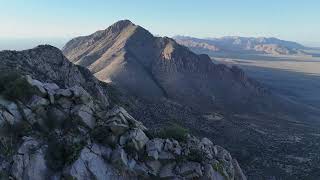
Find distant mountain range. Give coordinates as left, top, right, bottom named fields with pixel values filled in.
left=174, top=35, right=308, bottom=56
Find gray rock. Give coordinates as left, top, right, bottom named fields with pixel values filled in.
left=146, top=160, right=162, bottom=175
left=107, top=116, right=130, bottom=135
left=121, top=128, right=149, bottom=151
left=55, top=89, right=73, bottom=97
left=28, top=95, right=50, bottom=110
left=0, top=100, right=22, bottom=123
left=72, top=105, right=96, bottom=129
left=1, top=110, right=16, bottom=125
left=111, top=147, right=128, bottom=168
left=11, top=137, right=49, bottom=180
left=26, top=75, right=47, bottom=96
left=158, top=151, right=175, bottom=160
left=65, top=144, right=124, bottom=180
left=70, top=85, right=93, bottom=104
left=159, top=163, right=177, bottom=179
left=176, top=161, right=202, bottom=178
left=43, top=82, right=60, bottom=92
left=201, top=164, right=225, bottom=180
left=164, top=139, right=182, bottom=155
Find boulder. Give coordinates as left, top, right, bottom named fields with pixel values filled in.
left=176, top=161, right=202, bottom=178
left=72, top=105, right=96, bottom=129
left=111, top=147, right=128, bottom=168
left=11, top=137, right=49, bottom=180
left=28, top=95, right=50, bottom=110
left=106, top=116, right=130, bottom=135
left=146, top=160, right=162, bottom=175
left=201, top=164, right=225, bottom=180
left=65, top=144, right=124, bottom=180
left=164, top=139, right=182, bottom=155
left=120, top=128, right=149, bottom=151
left=55, top=89, right=72, bottom=97
left=26, top=75, right=47, bottom=96
left=159, top=163, right=177, bottom=179
left=0, top=100, right=22, bottom=123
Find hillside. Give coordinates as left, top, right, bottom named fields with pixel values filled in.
left=0, top=45, right=246, bottom=180
left=174, top=36, right=307, bottom=56
left=62, top=20, right=320, bottom=179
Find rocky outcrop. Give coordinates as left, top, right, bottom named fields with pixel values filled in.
left=0, top=74, right=246, bottom=180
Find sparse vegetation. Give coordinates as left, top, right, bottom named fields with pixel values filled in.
left=212, top=161, right=229, bottom=179
left=0, top=71, right=38, bottom=101
left=45, top=136, right=86, bottom=171
left=151, top=123, right=189, bottom=142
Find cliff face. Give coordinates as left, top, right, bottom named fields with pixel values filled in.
left=0, top=46, right=246, bottom=180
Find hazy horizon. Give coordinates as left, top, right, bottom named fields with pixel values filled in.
left=1, top=0, right=320, bottom=50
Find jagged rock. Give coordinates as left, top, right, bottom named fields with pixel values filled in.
left=164, top=139, right=182, bottom=155
left=43, top=82, right=60, bottom=93
left=56, top=97, right=73, bottom=110
left=0, top=74, right=246, bottom=180
left=0, top=110, right=16, bottom=126
left=72, top=104, right=96, bottom=129
left=201, top=164, right=225, bottom=180
left=176, top=161, right=203, bottom=178
left=70, top=85, right=93, bottom=105
left=106, top=116, right=130, bottom=135
left=111, top=147, right=128, bottom=168
left=11, top=137, right=49, bottom=180
left=0, top=100, right=22, bottom=124
left=146, top=138, right=164, bottom=160
left=65, top=144, right=124, bottom=180
left=26, top=75, right=47, bottom=96
left=28, top=95, right=50, bottom=110
left=159, top=163, right=177, bottom=179
left=216, top=145, right=232, bottom=162
left=120, top=128, right=149, bottom=151
left=158, top=151, right=175, bottom=160
left=55, top=89, right=72, bottom=97
left=146, top=160, right=162, bottom=175
left=106, top=106, right=147, bottom=131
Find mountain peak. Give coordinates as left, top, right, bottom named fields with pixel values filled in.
left=108, top=19, right=136, bottom=32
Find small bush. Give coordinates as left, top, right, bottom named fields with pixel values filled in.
left=154, top=123, right=189, bottom=142
left=45, top=136, right=86, bottom=171
left=0, top=72, right=38, bottom=101
left=186, top=148, right=206, bottom=163
left=0, top=71, right=20, bottom=92
left=212, top=162, right=229, bottom=179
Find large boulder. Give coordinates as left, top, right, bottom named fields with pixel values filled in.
left=64, top=144, right=125, bottom=180
left=120, top=128, right=149, bottom=151
left=11, top=137, right=49, bottom=180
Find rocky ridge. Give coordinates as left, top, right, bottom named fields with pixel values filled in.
left=0, top=74, right=246, bottom=180
left=174, top=36, right=307, bottom=56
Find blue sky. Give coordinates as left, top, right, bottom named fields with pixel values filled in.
left=0, top=0, right=320, bottom=46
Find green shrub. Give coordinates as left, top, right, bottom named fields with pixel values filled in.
left=153, top=123, right=189, bottom=142
left=0, top=71, right=21, bottom=92
left=212, top=162, right=229, bottom=179
left=45, top=137, right=86, bottom=171
left=0, top=72, right=38, bottom=101
left=186, top=148, right=206, bottom=162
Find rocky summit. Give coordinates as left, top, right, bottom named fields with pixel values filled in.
left=0, top=46, right=246, bottom=179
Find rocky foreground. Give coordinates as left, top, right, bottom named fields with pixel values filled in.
left=0, top=72, right=246, bottom=179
